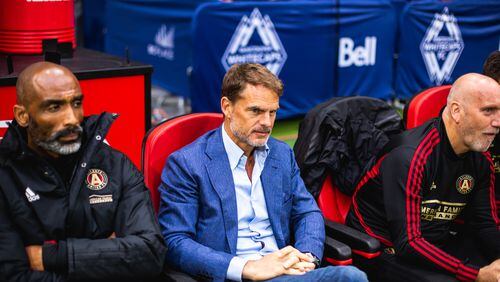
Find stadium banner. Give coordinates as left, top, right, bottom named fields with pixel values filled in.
left=190, top=0, right=396, bottom=119
left=105, top=0, right=215, bottom=97
left=395, top=0, right=500, bottom=99
left=82, top=0, right=106, bottom=52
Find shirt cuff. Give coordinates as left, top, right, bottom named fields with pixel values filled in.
left=226, top=256, right=248, bottom=281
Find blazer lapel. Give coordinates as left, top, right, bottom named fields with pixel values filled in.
left=260, top=145, right=285, bottom=247
left=205, top=128, right=238, bottom=254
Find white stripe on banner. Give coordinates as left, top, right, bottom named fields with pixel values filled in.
left=0, top=120, right=11, bottom=141
left=0, top=120, right=10, bottom=128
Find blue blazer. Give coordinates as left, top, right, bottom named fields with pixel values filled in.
left=158, top=127, right=325, bottom=281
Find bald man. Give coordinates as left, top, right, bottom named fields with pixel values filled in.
left=346, top=73, right=500, bottom=281
left=0, top=62, right=166, bottom=281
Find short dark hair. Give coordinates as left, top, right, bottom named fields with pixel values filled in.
left=483, top=50, right=500, bottom=82
left=221, top=63, right=284, bottom=102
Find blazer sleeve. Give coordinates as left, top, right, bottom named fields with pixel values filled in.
left=158, top=151, right=234, bottom=281
left=288, top=147, right=325, bottom=260
left=65, top=155, right=167, bottom=280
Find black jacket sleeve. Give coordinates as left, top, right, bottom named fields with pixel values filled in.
left=63, top=155, right=166, bottom=280
left=382, top=147, right=479, bottom=282
left=467, top=153, right=500, bottom=259
left=0, top=188, right=66, bottom=282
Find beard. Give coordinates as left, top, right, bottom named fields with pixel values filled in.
left=229, top=119, right=271, bottom=148
left=460, top=122, right=497, bottom=153
left=29, top=119, right=83, bottom=155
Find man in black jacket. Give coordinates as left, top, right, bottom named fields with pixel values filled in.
left=0, top=62, right=166, bottom=281
left=347, top=73, right=500, bottom=281
left=483, top=50, right=500, bottom=220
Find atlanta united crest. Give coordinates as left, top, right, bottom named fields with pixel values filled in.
left=456, top=174, right=474, bottom=195
left=221, top=8, right=287, bottom=75
left=86, top=169, right=108, bottom=191
left=419, top=7, right=464, bottom=85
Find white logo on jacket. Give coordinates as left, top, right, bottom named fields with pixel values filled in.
left=25, top=187, right=40, bottom=203
left=89, top=194, right=113, bottom=205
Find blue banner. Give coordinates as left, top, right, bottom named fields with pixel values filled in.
left=105, top=0, right=216, bottom=97
left=395, top=0, right=500, bottom=99
left=82, top=0, right=107, bottom=52
left=336, top=1, right=396, bottom=101
left=190, top=0, right=396, bottom=118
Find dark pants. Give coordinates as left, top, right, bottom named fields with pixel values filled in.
left=360, top=228, right=492, bottom=282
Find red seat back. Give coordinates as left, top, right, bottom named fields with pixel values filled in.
left=404, top=85, right=451, bottom=129
left=317, top=174, right=352, bottom=224
left=141, top=113, right=223, bottom=212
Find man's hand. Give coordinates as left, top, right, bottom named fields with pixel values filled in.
left=476, top=259, right=500, bottom=282
left=242, top=246, right=316, bottom=281
left=25, top=245, right=44, bottom=271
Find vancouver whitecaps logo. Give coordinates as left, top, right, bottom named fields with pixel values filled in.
left=420, top=7, right=464, bottom=85
left=221, top=8, right=287, bottom=75
left=147, top=24, right=175, bottom=60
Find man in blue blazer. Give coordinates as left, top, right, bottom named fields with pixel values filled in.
left=158, top=63, right=367, bottom=281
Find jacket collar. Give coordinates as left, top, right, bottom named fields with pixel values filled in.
left=204, top=127, right=285, bottom=252
left=0, top=112, right=117, bottom=162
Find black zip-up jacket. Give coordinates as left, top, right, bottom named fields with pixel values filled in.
left=294, top=96, right=403, bottom=198
left=346, top=118, right=500, bottom=281
left=489, top=137, right=500, bottom=218
left=0, top=113, right=166, bottom=282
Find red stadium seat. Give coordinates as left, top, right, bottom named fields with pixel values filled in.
left=404, top=85, right=451, bottom=129
left=318, top=174, right=352, bottom=225
left=318, top=174, right=379, bottom=266
left=318, top=175, right=382, bottom=262
left=141, top=113, right=223, bottom=213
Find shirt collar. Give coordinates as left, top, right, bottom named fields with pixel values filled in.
left=221, top=125, right=269, bottom=171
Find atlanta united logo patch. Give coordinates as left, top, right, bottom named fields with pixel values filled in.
left=456, top=174, right=474, bottom=195
left=86, top=169, right=108, bottom=191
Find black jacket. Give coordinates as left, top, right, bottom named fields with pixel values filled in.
left=489, top=137, right=500, bottom=219
left=0, top=113, right=166, bottom=281
left=294, top=96, right=403, bottom=197
left=347, top=118, right=500, bottom=281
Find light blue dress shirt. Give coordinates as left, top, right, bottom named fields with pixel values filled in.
left=222, top=126, right=279, bottom=281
